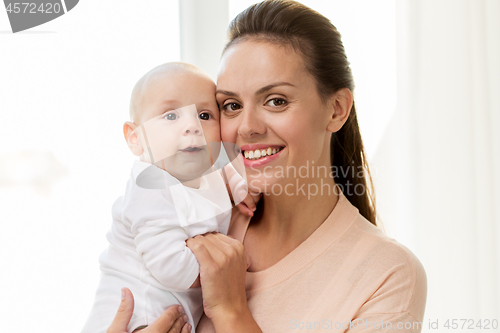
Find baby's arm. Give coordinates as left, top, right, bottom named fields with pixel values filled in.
left=221, top=163, right=262, bottom=216
left=126, top=186, right=200, bottom=290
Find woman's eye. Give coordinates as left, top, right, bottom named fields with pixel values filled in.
left=164, top=113, right=178, bottom=120
left=199, top=112, right=211, bottom=120
left=266, top=98, right=287, bottom=107
left=222, top=102, right=242, bottom=112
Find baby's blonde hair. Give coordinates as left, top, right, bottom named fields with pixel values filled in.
left=129, top=62, right=213, bottom=124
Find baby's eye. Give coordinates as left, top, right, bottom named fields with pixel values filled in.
left=164, top=112, right=178, bottom=120
left=265, top=98, right=287, bottom=107
left=199, top=112, right=211, bottom=120
left=222, top=102, right=242, bottom=112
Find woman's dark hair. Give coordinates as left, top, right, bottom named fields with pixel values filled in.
left=224, top=0, right=377, bottom=225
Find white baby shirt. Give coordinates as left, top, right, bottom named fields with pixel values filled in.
left=81, top=160, right=232, bottom=333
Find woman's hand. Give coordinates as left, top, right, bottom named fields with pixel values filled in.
left=107, top=287, right=192, bottom=333
left=185, top=232, right=250, bottom=324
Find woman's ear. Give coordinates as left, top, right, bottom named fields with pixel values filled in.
left=123, top=122, right=144, bottom=156
left=326, top=87, right=353, bottom=133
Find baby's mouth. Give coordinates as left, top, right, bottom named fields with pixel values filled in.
left=180, top=146, right=203, bottom=152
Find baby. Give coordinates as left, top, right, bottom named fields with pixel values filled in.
left=81, top=62, right=255, bottom=333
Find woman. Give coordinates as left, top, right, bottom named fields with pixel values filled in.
left=108, top=1, right=427, bottom=332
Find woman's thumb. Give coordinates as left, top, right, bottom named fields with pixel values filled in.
left=107, top=288, right=134, bottom=333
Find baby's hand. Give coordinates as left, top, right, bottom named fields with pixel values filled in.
left=221, top=163, right=262, bottom=217
left=235, top=189, right=262, bottom=217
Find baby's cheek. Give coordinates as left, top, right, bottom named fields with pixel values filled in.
left=220, top=119, right=237, bottom=143
left=204, top=124, right=221, bottom=143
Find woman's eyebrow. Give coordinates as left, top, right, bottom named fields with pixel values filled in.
left=215, top=89, right=238, bottom=97
left=216, top=82, right=294, bottom=97
left=256, top=82, right=295, bottom=95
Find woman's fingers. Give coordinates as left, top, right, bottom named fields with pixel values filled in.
left=180, top=322, right=192, bottom=333
left=107, top=288, right=134, bottom=333
left=188, top=233, right=247, bottom=274
left=200, top=233, right=239, bottom=263
left=164, top=310, right=189, bottom=333
left=205, top=233, right=248, bottom=268
left=135, top=305, right=188, bottom=333
left=190, top=232, right=244, bottom=260
left=107, top=288, right=188, bottom=333
left=186, top=235, right=218, bottom=264
left=205, top=232, right=243, bottom=251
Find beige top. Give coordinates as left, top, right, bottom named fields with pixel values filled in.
left=196, top=189, right=427, bottom=332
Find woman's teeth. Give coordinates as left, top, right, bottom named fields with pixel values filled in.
left=243, top=147, right=282, bottom=160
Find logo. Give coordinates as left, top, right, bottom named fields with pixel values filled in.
left=3, top=0, right=79, bottom=33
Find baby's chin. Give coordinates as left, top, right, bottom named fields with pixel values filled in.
left=165, top=160, right=214, bottom=179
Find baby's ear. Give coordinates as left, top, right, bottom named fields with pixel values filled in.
left=123, top=122, right=143, bottom=156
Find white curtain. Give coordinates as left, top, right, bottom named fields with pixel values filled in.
left=372, top=0, right=500, bottom=328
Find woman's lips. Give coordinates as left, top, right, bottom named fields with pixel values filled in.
left=242, top=146, right=285, bottom=168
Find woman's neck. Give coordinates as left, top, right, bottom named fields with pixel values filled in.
left=249, top=173, right=339, bottom=253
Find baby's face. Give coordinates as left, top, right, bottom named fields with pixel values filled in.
left=134, top=71, right=221, bottom=182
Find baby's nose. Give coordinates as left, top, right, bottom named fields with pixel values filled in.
left=184, top=120, right=202, bottom=135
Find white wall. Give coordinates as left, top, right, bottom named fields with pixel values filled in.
left=0, top=1, right=179, bottom=330
left=180, top=0, right=229, bottom=80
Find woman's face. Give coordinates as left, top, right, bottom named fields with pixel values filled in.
left=216, top=40, right=335, bottom=193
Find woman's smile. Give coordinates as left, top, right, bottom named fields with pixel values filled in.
left=240, top=144, right=285, bottom=168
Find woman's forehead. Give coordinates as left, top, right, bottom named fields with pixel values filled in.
left=217, top=40, right=308, bottom=89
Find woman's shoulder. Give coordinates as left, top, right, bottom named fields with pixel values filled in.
left=343, top=213, right=427, bottom=320
left=351, top=214, right=426, bottom=276
left=329, top=193, right=426, bottom=284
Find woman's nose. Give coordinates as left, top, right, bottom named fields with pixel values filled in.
left=237, top=105, right=266, bottom=138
